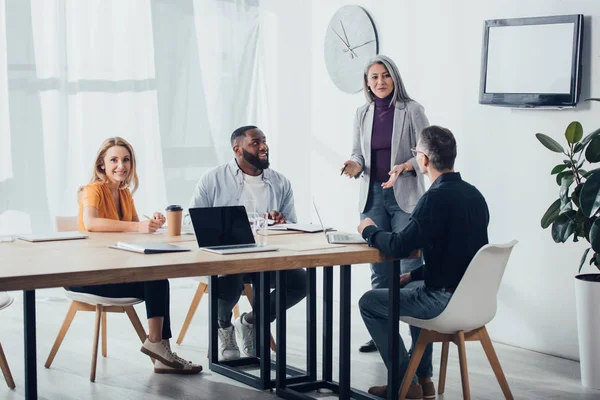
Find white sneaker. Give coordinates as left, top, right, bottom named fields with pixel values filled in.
left=140, top=339, right=202, bottom=374
left=218, top=325, right=240, bottom=360
left=234, top=313, right=254, bottom=356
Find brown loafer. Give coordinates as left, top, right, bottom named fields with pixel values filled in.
left=420, top=380, right=436, bottom=398
left=367, top=383, right=424, bottom=399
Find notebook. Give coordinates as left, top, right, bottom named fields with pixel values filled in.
left=313, top=201, right=366, bottom=244
left=16, top=231, right=88, bottom=242
left=268, top=223, right=328, bottom=233
left=108, top=242, right=190, bottom=254
left=189, top=206, right=278, bottom=255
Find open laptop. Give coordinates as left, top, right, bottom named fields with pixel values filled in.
left=313, top=201, right=366, bottom=244
left=189, top=206, right=278, bottom=255
left=16, top=231, right=88, bottom=242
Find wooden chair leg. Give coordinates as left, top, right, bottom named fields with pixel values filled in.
left=0, top=342, right=15, bottom=389
left=90, top=305, right=103, bottom=382
left=101, top=312, right=107, bottom=357
left=233, top=304, right=241, bottom=319
left=176, top=282, right=206, bottom=345
left=438, top=341, right=450, bottom=394
left=456, top=330, right=471, bottom=400
left=478, top=327, right=514, bottom=400
left=45, top=301, right=79, bottom=368
left=399, top=330, right=431, bottom=400
left=124, top=306, right=155, bottom=365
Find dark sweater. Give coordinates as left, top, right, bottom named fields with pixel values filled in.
left=370, top=94, right=394, bottom=183
left=362, top=172, right=489, bottom=289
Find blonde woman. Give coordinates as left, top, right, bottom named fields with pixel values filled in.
left=70, top=137, right=201, bottom=374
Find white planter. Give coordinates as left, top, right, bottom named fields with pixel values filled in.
left=575, top=274, right=600, bottom=390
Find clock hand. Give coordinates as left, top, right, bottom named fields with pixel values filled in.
left=331, top=28, right=359, bottom=59
left=339, top=21, right=351, bottom=49
left=346, top=39, right=375, bottom=51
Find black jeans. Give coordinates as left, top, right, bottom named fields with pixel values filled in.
left=217, top=269, right=307, bottom=328
left=69, top=279, right=172, bottom=340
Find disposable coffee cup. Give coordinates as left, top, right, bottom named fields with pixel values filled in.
left=165, top=205, right=183, bottom=236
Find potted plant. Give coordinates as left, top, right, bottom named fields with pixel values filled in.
left=536, top=103, right=600, bottom=390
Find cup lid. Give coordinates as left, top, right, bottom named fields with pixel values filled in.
left=165, top=205, right=183, bottom=212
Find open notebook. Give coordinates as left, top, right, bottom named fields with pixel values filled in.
left=108, top=242, right=190, bottom=254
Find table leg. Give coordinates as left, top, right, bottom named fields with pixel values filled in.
left=339, top=265, right=351, bottom=399
left=322, top=266, right=333, bottom=382
left=260, top=271, right=271, bottom=389
left=306, top=267, right=317, bottom=381
left=209, top=275, right=219, bottom=366
left=387, top=260, right=401, bottom=400
left=24, top=290, right=37, bottom=400
left=275, top=270, right=287, bottom=391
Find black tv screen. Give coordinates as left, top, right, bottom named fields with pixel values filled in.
left=479, top=14, right=584, bottom=108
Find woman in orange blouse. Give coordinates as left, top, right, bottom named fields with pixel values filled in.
left=71, top=137, right=201, bottom=374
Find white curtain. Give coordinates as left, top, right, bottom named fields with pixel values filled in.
left=0, top=0, right=262, bottom=234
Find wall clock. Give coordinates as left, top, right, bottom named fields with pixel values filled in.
left=324, top=5, right=379, bottom=93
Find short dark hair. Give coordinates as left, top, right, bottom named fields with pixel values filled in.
left=230, top=125, right=258, bottom=146
left=419, top=126, right=457, bottom=170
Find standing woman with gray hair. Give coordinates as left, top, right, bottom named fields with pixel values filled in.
left=342, top=55, right=429, bottom=353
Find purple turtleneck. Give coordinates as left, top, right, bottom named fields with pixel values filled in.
left=371, top=94, right=394, bottom=183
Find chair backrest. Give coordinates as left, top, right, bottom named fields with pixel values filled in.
left=0, top=292, right=14, bottom=311
left=420, top=240, right=518, bottom=333
left=55, top=216, right=78, bottom=232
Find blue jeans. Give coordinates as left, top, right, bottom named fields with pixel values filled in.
left=359, top=282, right=451, bottom=383
left=361, top=182, right=422, bottom=289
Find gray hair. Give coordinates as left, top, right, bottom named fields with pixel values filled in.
left=362, top=55, right=411, bottom=106
left=419, top=126, right=457, bottom=171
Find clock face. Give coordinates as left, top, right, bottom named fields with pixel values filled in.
left=324, top=6, right=378, bottom=93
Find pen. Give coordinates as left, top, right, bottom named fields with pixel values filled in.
left=143, top=214, right=152, bottom=220
left=340, top=165, right=348, bottom=176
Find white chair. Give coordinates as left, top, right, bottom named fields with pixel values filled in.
left=176, top=277, right=277, bottom=352
left=399, top=241, right=518, bottom=400
left=45, top=216, right=150, bottom=382
left=0, top=292, right=15, bottom=389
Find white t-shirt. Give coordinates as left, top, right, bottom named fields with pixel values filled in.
left=240, top=172, right=269, bottom=214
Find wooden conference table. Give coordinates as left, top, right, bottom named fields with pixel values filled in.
left=0, top=230, right=405, bottom=400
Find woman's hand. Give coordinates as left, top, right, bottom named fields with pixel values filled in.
left=400, top=272, right=412, bottom=287
left=138, top=219, right=162, bottom=233
left=153, top=212, right=166, bottom=227
left=341, top=160, right=362, bottom=178
left=381, top=163, right=411, bottom=189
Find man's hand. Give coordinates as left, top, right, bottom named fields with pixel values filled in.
left=400, top=273, right=412, bottom=288
left=357, top=217, right=376, bottom=235
left=269, top=210, right=286, bottom=224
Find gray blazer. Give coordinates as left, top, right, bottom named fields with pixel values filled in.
left=350, top=100, right=429, bottom=214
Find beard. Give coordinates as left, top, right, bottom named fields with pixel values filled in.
left=243, top=149, right=270, bottom=170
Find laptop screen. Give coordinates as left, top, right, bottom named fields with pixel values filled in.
left=189, top=206, right=255, bottom=247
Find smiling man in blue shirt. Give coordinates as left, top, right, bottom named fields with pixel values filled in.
left=357, top=125, right=489, bottom=399
left=189, top=125, right=306, bottom=361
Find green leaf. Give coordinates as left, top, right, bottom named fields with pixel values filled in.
left=579, top=169, right=587, bottom=176
left=551, top=164, right=568, bottom=175
left=536, top=133, right=565, bottom=153
left=584, top=169, right=600, bottom=179
left=591, top=219, right=600, bottom=253
left=559, top=175, right=574, bottom=211
left=565, top=121, right=583, bottom=144
left=579, top=248, right=591, bottom=272
left=575, top=128, right=600, bottom=152
left=572, top=183, right=584, bottom=208
left=580, top=171, right=600, bottom=217
left=586, top=136, right=600, bottom=163
left=541, top=199, right=561, bottom=229
left=551, top=210, right=576, bottom=243
left=556, top=170, right=573, bottom=185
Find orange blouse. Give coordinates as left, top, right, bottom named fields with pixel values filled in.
left=78, top=182, right=138, bottom=231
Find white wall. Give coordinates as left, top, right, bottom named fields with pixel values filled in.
left=262, top=0, right=600, bottom=361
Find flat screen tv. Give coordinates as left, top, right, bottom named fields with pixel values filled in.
left=479, top=14, right=584, bottom=108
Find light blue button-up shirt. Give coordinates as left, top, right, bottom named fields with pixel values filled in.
left=189, top=159, right=297, bottom=223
